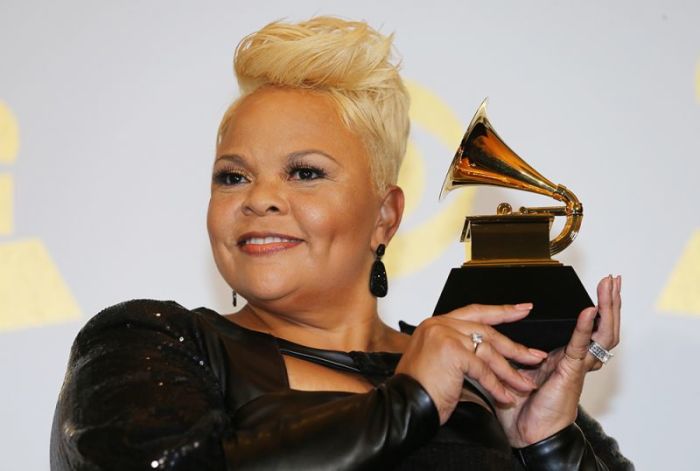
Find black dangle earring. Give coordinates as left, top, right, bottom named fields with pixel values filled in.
left=232, top=290, right=237, bottom=307
left=369, top=244, right=388, bottom=297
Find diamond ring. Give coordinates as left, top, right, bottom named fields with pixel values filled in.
left=588, top=341, right=614, bottom=364
left=471, top=332, right=484, bottom=354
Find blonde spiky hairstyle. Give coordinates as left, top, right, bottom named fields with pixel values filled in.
left=218, top=17, right=410, bottom=193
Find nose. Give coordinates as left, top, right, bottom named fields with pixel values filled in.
left=241, top=178, right=286, bottom=216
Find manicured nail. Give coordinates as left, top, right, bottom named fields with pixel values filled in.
left=515, top=303, right=533, bottom=310
left=528, top=348, right=548, bottom=359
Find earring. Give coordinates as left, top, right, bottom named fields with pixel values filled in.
left=232, top=290, right=237, bottom=307
left=369, top=244, right=388, bottom=297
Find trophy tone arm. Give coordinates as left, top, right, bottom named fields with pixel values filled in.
left=518, top=184, right=583, bottom=256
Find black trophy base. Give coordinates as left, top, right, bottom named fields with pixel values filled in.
left=433, top=265, right=594, bottom=352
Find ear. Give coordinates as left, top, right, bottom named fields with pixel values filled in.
left=371, top=185, right=405, bottom=249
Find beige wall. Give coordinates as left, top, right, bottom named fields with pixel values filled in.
left=1, top=1, right=698, bottom=468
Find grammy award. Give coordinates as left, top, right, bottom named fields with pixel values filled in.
left=433, top=99, right=594, bottom=352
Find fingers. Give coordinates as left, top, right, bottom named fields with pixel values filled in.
left=611, top=276, right=621, bottom=345
left=594, top=275, right=621, bottom=349
left=446, top=303, right=534, bottom=326
left=595, top=276, right=614, bottom=345
left=484, top=327, right=548, bottom=366
left=472, top=340, right=536, bottom=393
left=458, top=352, right=515, bottom=405
left=437, top=316, right=546, bottom=365
left=409, top=318, right=540, bottom=406
left=563, top=307, right=598, bottom=371
left=436, top=322, right=538, bottom=394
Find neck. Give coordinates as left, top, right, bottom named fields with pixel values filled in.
left=231, top=296, right=402, bottom=352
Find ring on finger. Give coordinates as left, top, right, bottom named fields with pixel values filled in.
left=588, top=341, right=614, bottom=364
left=471, top=332, right=483, bottom=354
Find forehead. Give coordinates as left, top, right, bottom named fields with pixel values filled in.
left=217, top=87, right=368, bottom=166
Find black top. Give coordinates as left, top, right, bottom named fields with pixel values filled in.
left=50, top=300, right=633, bottom=470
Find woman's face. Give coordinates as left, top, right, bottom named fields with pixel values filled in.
left=208, top=87, right=396, bottom=312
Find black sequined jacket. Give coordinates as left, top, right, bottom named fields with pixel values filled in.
left=50, top=300, right=634, bottom=470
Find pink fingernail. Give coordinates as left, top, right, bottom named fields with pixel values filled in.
left=529, top=348, right=548, bottom=359
left=515, top=303, right=533, bottom=310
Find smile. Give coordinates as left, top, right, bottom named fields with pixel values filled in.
left=243, top=236, right=298, bottom=245
left=237, top=233, right=304, bottom=255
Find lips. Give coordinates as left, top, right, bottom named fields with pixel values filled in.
left=237, top=232, right=303, bottom=255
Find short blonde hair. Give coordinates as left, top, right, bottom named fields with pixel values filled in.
left=218, top=17, right=410, bottom=193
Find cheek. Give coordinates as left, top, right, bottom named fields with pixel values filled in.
left=297, top=191, right=376, bottom=249
left=206, top=198, right=222, bottom=243
left=207, top=195, right=235, bottom=249
left=207, top=196, right=242, bottom=288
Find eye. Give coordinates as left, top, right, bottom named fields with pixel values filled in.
left=213, top=170, right=249, bottom=186
left=289, top=165, right=326, bottom=181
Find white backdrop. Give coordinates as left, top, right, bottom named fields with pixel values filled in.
left=1, top=1, right=699, bottom=469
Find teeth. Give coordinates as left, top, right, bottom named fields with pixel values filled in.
left=245, top=236, right=296, bottom=245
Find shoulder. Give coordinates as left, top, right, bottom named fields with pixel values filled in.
left=52, top=301, right=231, bottom=469
left=72, top=299, right=221, bottom=355
left=79, top=299, right=191, bottom=334
left=61, top=300, right=231, bottom=401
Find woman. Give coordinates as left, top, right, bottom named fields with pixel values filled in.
left=51, top=17, right=631, bottom=470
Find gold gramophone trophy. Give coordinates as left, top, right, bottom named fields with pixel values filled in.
left=433, top=100, right=594, bottom=352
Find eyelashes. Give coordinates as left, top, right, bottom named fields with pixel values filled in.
left=212, top=163, right=328, bottom=186
left=285, top=163, right=327, bottom=181
left=213, top=169, right=249, bottom=186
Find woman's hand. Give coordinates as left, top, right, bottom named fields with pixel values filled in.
left=496, top=275, right=622, bottom=447
left=395, top=304, right=548, bottom=425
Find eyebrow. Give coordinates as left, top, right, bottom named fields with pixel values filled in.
left=215, top=154, right=246, bottom=165
left=215, top=149, right=340, bottom=166
left=288, top=149, right=340, bottom=165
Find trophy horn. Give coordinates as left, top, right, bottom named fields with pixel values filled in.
left=440, top=99, right=583, bottom=256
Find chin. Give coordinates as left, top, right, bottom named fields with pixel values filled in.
left=233, top=272, right=299, bottom=304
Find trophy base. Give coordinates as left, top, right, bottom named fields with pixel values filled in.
left=433, top=265, right=594, bottom=352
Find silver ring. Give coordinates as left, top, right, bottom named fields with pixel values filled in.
left=471, top=332, right=483, bottom=354
left=588, top=341, right=614, bottom=364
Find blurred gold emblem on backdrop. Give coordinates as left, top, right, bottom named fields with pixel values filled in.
left=695, top=60, right=700, bottom=103
left=0, top=101, right=80, bottom=332
left=383, top=81, right=475, bottom=277
left=656, top=62, right=700, bottom=316
left=658, top=230, right=700, bottom=315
